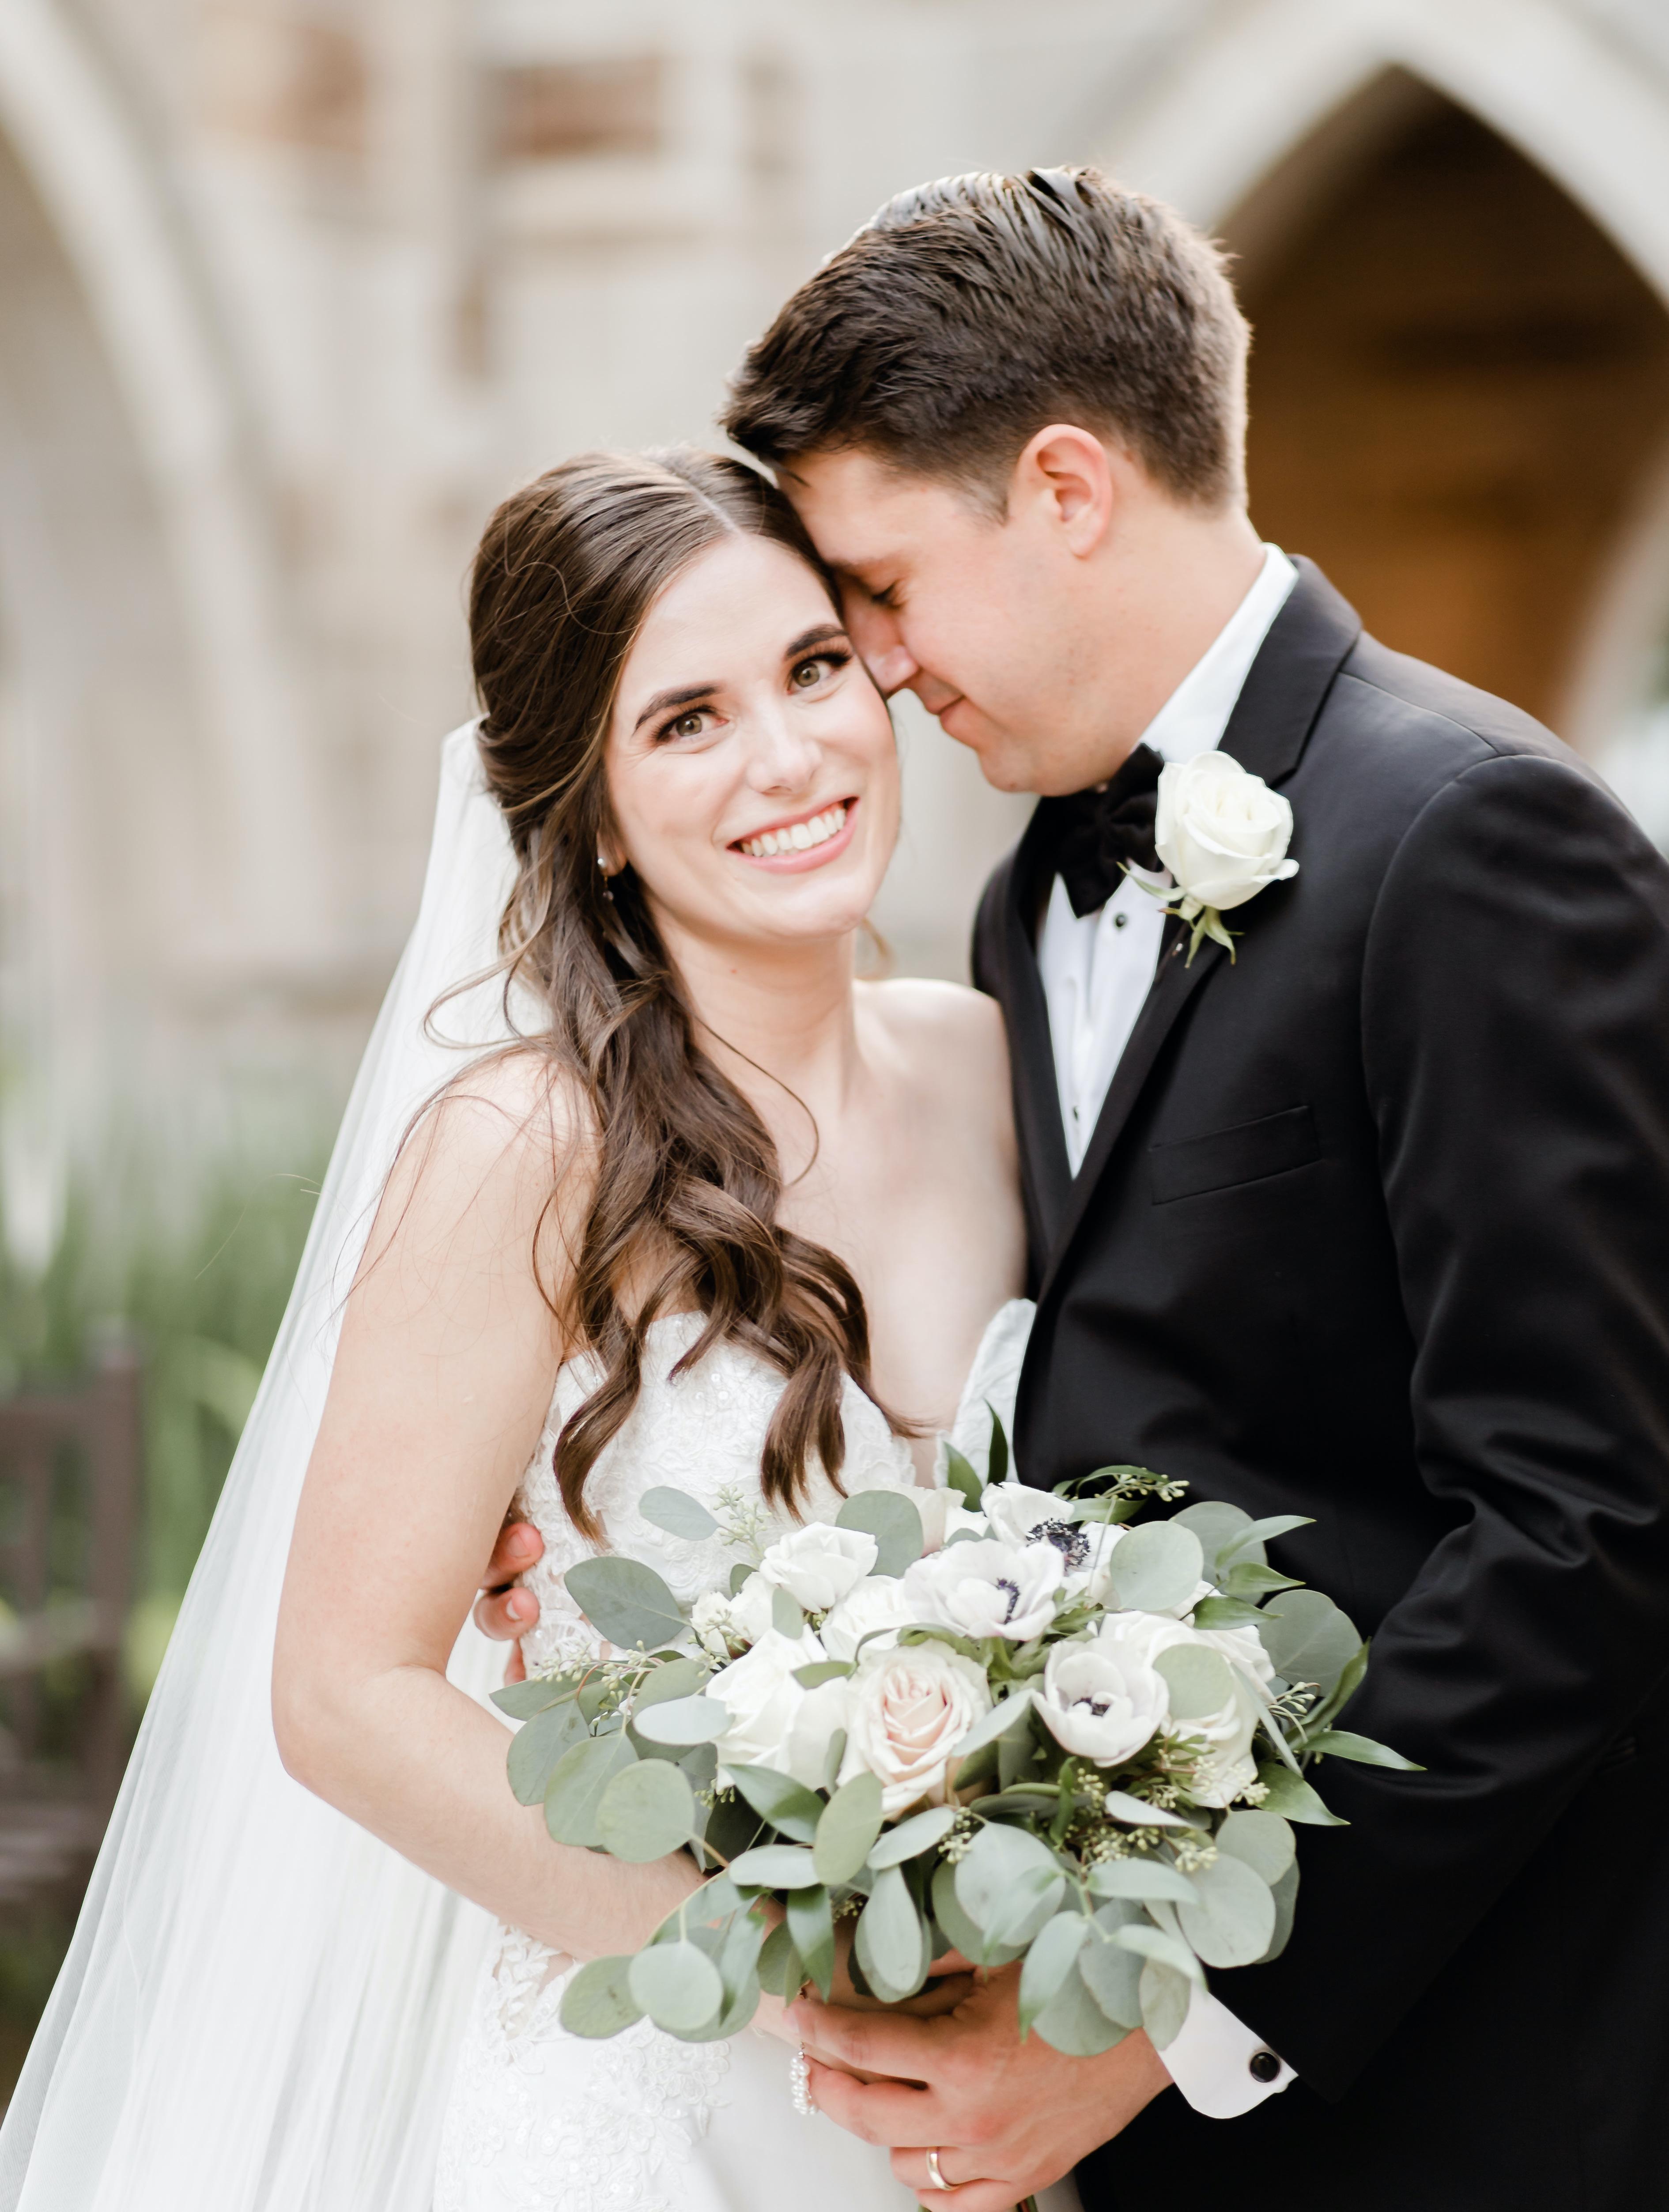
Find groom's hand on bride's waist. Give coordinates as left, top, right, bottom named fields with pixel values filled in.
left=790, top=1962, right=1171, bottom=2211
left=473, top=1520, right=544, bottom=1682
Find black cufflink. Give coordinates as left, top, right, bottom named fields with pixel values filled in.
left=1248, top=2048, right=1282, bottom=2084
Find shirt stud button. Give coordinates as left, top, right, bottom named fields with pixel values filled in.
left=1248, top=2049, right=1282, bottom=2084
left=1113, top=911, right=1129, bottom=929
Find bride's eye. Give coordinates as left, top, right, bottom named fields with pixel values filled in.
left=790, top=651, right=847, bottom=690
left=660, top=708, right=712, bottom=742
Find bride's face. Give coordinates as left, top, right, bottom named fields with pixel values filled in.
left=604, top=533, right=899, bottom=950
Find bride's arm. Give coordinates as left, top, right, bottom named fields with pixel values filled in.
left=272, top=1063, right=702, bottom=1958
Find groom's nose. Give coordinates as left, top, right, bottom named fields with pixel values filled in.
left=844, top=596, right=919, bottom=698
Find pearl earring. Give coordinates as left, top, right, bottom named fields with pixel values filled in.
left=598, top=852, right=614, bottom=902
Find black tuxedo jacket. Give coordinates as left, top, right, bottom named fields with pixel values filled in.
left=973, top=562, right=1669, bottom=2212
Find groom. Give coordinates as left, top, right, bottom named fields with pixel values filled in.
left=479, top=170, right=1669, bottom=2209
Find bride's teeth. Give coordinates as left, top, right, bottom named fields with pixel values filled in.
left=740, top=803, right=847, bottom=859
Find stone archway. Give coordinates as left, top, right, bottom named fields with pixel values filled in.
left=1225, top=76, right=1669, bottom=731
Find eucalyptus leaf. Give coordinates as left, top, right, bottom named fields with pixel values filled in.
left=558, top=1955, right=643, bottom=2038
left=544, top=1732, right=637, bottom=1848
left=755, top=1919, right=804, bottom=2000
left=1223, top=1561, right=1304, bottom=1599
left=1259, top=1860, right=1299, bottom=1963
left=866, top=1807, right=959, bottom=1869
left=794, top=1661, right=854, bottom=1688
left=631, top=1695, right=731, bottom=1748
left=634, top=1657, right=708, bottom=1709
left=1112, top=1921, right=1205, bottom=1987
left=813, top=1771, right=884, bottom=1886
left=596, top=1758, right=697, bottom=1863
left=1079, top=1930, right=1144, bottom=2027
left=1086, top=1859, right=1200, bottom=1905
left=1255, top=1762, right=1349, bottom=1826
left=1189, top=1596, right=1266, bottom=1630
left=565, top=1558, right=687, bottom=1653
left=492, top=1675, right=578, bottom=1721
left=821, top=1727, right=848, bottom=1795
left=729, top=1561, right=753, bottom=1598
left=507, top=1698, right=588, bottom=1805
left=1104, top=1789, right=1192, bottom=1828
left=726, top=1764, right=826, bottom=1843
left=1256, top=1589, right=1362, bottom=1694
left=1018, top=1913, right=1091, bottom=2038
left=1031, top=1951, right=1131, bottom=2056
left=955, top=1824, right=1065, bottom=1955
left=1217, top=1513, right=1314, bottom=1567
left=771, top=1586, right=805, bottom=1638
left=986, top=1405, right=1010, bottom=1488
left=638, top=1486, right=721, bottom=1542
left=1304, top=1728, right=1422, bottom=1770
left=1107, top=1521, right=1205, bottom=1615
left=1176, top=1852, right=1276, bottom=1968
left=1307, top=1641, right=1370, bottom=1731
left=1171, top=1501, right=1254, bottom=1581
left=697, top=1787, right=766, bottom=1871
left=787, top=1883, right=836, bottom=2000
left=855, top=1865, right=930, bottom=2001
left=931, top=1857, right=1027, bottom=1967
left=629, top=1941, right=725, bottom=2038
left=834, top=1491, right=923, bottom=1579
left=952, top=1691, right=1035, bottom=1764
left=1214, top=1808, right=1295, bottom=1884
left=727, top=1843, right=823, bottom=1888
left=1138, top=1959, right=1192, bottom=2051
left=944, top=1445, right=983, bottom=1508
left=1153, top=1644, right=1235, bottom=1721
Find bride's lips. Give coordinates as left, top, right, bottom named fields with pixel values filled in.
left=729, top=798, right=859, bottom=873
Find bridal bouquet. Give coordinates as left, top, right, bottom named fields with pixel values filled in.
left=495, top=1432, right=1414, bottom=2058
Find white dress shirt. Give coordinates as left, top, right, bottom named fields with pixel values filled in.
left=1038, top=544, right=1301, bottom=2116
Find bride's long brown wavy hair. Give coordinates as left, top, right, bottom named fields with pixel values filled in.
left=467, top=447, right=905, bottom=1540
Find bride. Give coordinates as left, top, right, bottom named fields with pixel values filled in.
left=0, top=447, right=1055, bottom=2211
left=275, top=446, right=1031, bottom=2209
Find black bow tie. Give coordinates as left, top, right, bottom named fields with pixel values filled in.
left=1028, top=743, right=1165, bottom=919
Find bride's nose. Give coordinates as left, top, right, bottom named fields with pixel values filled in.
left=740, top=705, right=820, bottom=795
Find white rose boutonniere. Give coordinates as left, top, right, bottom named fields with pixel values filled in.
left=1148, top=749, right=1299, bottom=965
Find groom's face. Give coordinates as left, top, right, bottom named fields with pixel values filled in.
left=781, top=446, right=1095, bottom=798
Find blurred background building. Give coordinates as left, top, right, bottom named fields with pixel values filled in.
left=5, top=0, right=1669, bottom=2092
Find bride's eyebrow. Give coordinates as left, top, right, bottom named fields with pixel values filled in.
left=632, top=681, right=714, bottom=734
left=782, top=622, right=849, bottom=659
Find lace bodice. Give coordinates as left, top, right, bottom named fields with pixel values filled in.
left=513, top=1312, right=936, bottom=1675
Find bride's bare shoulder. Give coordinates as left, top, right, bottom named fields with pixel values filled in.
left=860, top=977, right=1010, bottom=1096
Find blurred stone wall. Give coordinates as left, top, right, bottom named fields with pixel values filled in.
left=3, top=0, right=1669, bottom=1233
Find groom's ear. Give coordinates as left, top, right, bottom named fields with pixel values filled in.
left=1012, top=425, right=1117, bottom=559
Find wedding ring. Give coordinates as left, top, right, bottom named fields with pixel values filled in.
left=926, top=2148, right=949, bottom=2190
left=789, top=2044, right=813, bottom=2117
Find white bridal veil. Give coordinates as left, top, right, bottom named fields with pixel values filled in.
left=1, top=727, right=518, bottom=2210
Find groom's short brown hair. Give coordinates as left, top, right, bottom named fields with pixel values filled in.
left=722, top=167, right=1248, bottom=513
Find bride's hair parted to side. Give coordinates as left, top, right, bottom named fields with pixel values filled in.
left=468, top=446, right=906, bottom=1540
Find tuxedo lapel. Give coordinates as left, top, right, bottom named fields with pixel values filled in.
left=1031, top=559, right=1362, bottom=1306
left=994, top=827, right=1074, bottom=1252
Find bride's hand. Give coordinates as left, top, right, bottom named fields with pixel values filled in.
left=473, top=1519, right=545, bottom=1682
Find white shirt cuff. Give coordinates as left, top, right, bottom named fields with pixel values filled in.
left=1158, top=1986, right=1295, bottom=2117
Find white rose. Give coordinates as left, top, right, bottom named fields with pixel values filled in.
left=903, top=1537, right=1063, bottom=1642
left=786, top=1674, right=854, bottom=1791
left=838, top=1644, right=993, bottom=1815
left=707, top=1623, right=823, bottom=1781
left=1155, top=751, right=1299, bottom=915
left=910, top=1487, right=988, bottom=1554
left=819, top=1574, right=923, bottom=1663
left=760, top=1524, right=877, bottom=1613
left=1098, top=1613, right=1264, bottom=1808
left=725, top=1571, right=778, bottom=1648
left=1035, top=1636, right=1167, bottom=1767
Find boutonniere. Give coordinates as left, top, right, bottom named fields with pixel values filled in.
left=1129, top=750, right=1299, bottom=965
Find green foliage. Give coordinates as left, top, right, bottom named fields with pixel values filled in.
left=1105, top=1521, right=1204, bottom=1613
left=596, top=1760, right=697, bottom=1862
left=812, top=1771, right=883, bottom=1886
left=833, top=1490, right=922, bottom=1579
left=638, top=1487, right=719, bottom=1542
left=563, top=1558, right=685, bottom=1652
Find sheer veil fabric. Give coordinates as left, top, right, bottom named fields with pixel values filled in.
left=1, top=727, right=519, bottom=2210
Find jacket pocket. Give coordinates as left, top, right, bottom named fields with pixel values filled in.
left=1149, top=1103, right=1321, bottom=1205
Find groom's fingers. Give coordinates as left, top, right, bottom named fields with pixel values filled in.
left=891, top=2149, right=1022, bottom=2212
left=791, top=1993, right=944, bottom=2081
left=802, top=2056, right=933, bottom=2147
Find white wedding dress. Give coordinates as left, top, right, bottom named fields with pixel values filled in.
left=433, top=1301, right=1082, bottom=2212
